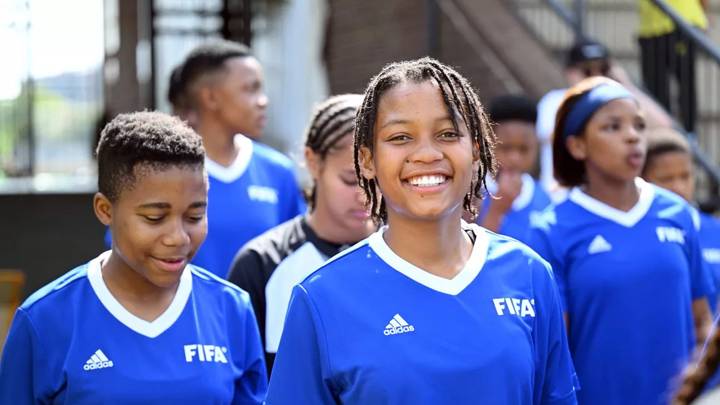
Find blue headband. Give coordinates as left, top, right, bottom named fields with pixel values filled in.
left=562, top=83, right=633, bottom=138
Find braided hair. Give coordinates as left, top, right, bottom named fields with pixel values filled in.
left=304, top=94, right=363, bottom=210
left=353, top=57, right=497, bottom=223
left=673, top=327, right=720, bottom=405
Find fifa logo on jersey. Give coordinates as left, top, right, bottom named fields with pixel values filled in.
left=248, top=185, right=278, bottom=204
left=184, top=344, right=229, bottom=363
left=493, top=298, right=536, bottom=317
left=656, top=226, right=685, bottom=244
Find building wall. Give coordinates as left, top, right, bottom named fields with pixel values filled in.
left=325, top=0, right=564, bottom=101
left=0, top=194, right=105, bottom=298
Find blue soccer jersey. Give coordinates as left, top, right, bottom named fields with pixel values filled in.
left=477, top=173, right=552, bottom=244
left=0, top=252, right=267, bottom=404
left=192, top=135, right=306, bottom=277
left=700, top=212, right=720, bottom=313
left=266, top=223, right=579, bottom=405
left=528, top=178, right=714, bottom=405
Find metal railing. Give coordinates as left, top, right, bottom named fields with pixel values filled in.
left=514, top=0, right=720, bottom=211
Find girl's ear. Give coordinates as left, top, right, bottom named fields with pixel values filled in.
left=565, top=135, right=588, bottom=161
left=305, top=147, right=322, bottom=180
left=359, top=146, right=376, bottom=180
left=93, top=192, right=113, bottom=226
left=197, top=85, right=217, bottom=111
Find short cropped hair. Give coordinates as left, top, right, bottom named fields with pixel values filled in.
left=487, top=94, right=537, bottom=125
left=96, top=111, right=205, bottom=201
left=644, top=127, right=691, bottom=174
left=167, top=64, right=190, bottom=114
left=178, top=39, right=252, bottom=108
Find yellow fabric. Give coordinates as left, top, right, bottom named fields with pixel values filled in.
left=638, top=0, right=707, bottom=37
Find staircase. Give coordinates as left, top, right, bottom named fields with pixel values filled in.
left=512, top=0, right=720, bottom=205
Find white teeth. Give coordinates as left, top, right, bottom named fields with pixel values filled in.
left=408, top=175, right=447, bottom=187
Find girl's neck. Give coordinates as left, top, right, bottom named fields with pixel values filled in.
left=306, top=210, right=373, bottom=245
left=196, top=118, right=238, bottom=167
left=101, top=252, right=179, bottom=322
left=383, top=213, right=472, bottom=280
left=583, top=173, right=639, bottom=212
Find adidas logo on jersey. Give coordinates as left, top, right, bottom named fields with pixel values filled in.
left=493, top=298, right=536, bottom=317
left=383, top=314, right=415, bottom=335
left=588, top=235, right=612, bottom=254
left=656, top=226, right=685, bottom=244
left=184, top=344, right=229, bottom=363
left=248, top=185, right=278, bottom=204
left=83, top=349, right=114, bottom=371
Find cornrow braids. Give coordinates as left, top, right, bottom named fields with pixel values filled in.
left=673, top=327, right=720, bottom=405
left=353, top=57, right=497, bottom=223
left=304, top=94, right=363, bottom=210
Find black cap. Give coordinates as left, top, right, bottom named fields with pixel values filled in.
left=566, top=40, right=610, bottom=67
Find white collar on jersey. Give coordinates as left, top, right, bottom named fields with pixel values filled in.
left=368, top=221, right=489, bottom=296
left=568, top=177, right=655, bottom=228
left=204, top=134, right=254, bottom=183
left=484, top=173, right=535, bottom=211
left=87, top=251, right=193, bottom=338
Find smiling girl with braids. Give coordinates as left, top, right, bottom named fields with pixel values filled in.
left=228, top=94, right=375, bottom=374
left=266, top=58, right=578, bottom=405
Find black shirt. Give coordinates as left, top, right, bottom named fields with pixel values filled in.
left=227, top=215, right=348, bottom=373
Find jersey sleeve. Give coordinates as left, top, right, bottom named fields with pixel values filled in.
left=228, top=249, right=268, bottom=346
left=528, top=211, right=569, bottom=311
left=232, top=297, right=268, bottom=405
left=282, top=170, right=307, bottom=221
left=532, top=262, right=580, bottom=405
left=266, top=285, right=336, bottom=404
left=685, top=207, right=715, bottom=300
left=0, top=308, right=47, bottom=403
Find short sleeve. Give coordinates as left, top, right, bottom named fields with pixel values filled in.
left=0, top=308, right=44, bottom=403
left=266, top=285, right=336, bottom=405
left=528, top=211, right=568, bottom=311
left=532, top=262, right=579, bottom=405
left=685, top=207, right=715, bottom=300
left=281, top=169, right=307, bottom=221
left=232, top=297, right=268, bottom=405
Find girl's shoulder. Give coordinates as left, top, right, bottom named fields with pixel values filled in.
left=20, top=257, right=95, bottom=316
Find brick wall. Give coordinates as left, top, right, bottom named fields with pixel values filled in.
left=325, top=0, right=564, bottom=102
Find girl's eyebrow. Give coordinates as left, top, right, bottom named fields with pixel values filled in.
left=379, top=118, right=410, bottom=130
left=137, top=202, right=171, bottom=209
left=379, top=116, right=453, bottom=130
left=136, top=201, right=207, bottom=209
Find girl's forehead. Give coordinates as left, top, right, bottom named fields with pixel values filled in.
left=592, top=97, right=640, bottom=118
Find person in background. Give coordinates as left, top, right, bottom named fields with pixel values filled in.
left=536, top=39, right=672, bottom=194
left=171, top=39, right=306, bottom=277
left=642, top=127, right=720, bottom=312
left=228, top=94, right=376, bottom=374
left=476, top=94, right=551, bottom=244
left=530, top=77, right=713, bottom=405
left=638, top=0, right=708, bottom=132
